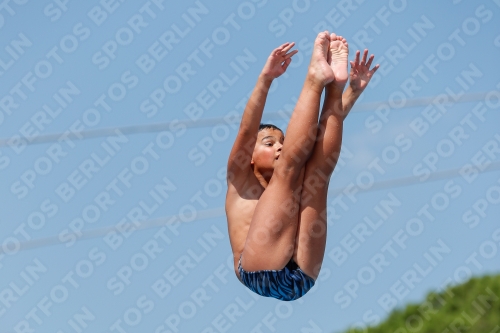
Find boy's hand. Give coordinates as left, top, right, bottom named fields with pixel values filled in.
left=261, top=42, right=298, bottom=80
left=349, top=49, right=379, bottom=92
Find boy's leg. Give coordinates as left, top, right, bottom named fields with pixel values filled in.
left=241, top=32, right=334, bottom=272
left=292, top=34, right=349, bottom=279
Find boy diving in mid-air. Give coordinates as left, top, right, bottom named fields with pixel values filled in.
left=225, top=31, right=379, bottom=301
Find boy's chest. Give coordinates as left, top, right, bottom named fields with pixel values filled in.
left=225, top=190, right=259, bottom=253
left=225, top=178, right=264, bottom=239
left=226, top=183, right=260, bottom=224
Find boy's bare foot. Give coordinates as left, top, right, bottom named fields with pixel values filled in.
left=308, top=31, right=335, bottom=86
left=328, top=33, right=349, bottom=87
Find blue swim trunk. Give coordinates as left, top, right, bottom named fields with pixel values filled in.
left=238, top=257, right=315, bottom=301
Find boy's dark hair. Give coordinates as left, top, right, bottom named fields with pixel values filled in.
left=258, top=123, right=283, bottom=133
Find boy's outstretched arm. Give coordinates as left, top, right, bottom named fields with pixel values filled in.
left=341, top=49, right=379, bottom=120
left=227, top=42, right=297, bottom=177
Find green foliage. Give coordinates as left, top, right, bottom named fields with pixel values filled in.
left=342, top=275, right=500, bottom=333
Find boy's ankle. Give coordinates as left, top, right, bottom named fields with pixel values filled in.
left=325, top=81, right=346, bottom=93
left=305, top=73, right=327, bottom=92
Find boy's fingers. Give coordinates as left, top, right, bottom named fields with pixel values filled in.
left=370, top=64, right=380, bottom=74
left=361, top=49, right=368, bottom=64
left=366, top=54, right=375, bottom=68
left=281, top=42, right=296, bottom=54
left=354, top=50, right=360, bottom=65
left=282, top=57, right=292, bottom=71
left=273, top=42, right=290, bottom=54
left=284, top=49, right=298, bottom=59
left=350, top=61, right=358, bottom=75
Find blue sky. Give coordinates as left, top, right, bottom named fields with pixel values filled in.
left=1, top=0, right=499, bottom=332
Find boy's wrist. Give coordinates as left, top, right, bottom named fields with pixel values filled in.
left=258, top=73, right=274, bottom=85
left=348, top=83, right=364, bottom=95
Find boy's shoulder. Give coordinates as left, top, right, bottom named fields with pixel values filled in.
left=226, top=170, right=263, bottom=202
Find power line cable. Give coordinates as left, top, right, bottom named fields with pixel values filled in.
left=0, top=91, right=490, bottom=148
left=3, top=161, right=499, bottom=255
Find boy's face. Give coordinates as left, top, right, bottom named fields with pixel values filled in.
left=251, top=128, right=284, bottom=171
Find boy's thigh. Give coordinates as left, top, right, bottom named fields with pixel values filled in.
left=300, top=157, right=330, bottom=205
left=292, top=161, right=330, bottom=279
left=241, top=168, right=306, bottom=271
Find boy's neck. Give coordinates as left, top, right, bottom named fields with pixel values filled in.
left=252, top=167, right=272, bottom=188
